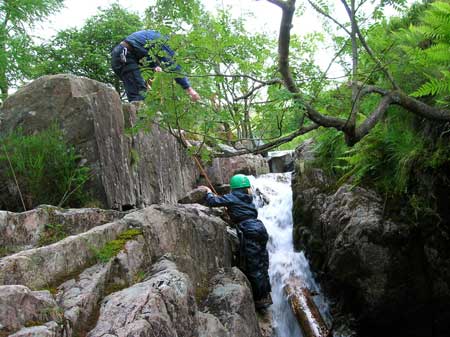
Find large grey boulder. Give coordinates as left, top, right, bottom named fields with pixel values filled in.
left=197, top=312, right=228, bottom=337
left=8, top=321, right=64, bottom=337
left=125, top=204, right=233, bottom=288
left=292, top=168, right=440, bottom=337
left=0, top=219, right=128, bottom=289
left=87, top=258, right=197, bottom=337
left=0, top=285, right=61, bottom=335
left=0, top=74, right=198, bottom=210
left=0, top=205, right=124, bottom=255
left=205, top=267, right=263, bottom=337
left=268, top=150, right=294, bottom=173
left=204, top=154, right=269, bottom=187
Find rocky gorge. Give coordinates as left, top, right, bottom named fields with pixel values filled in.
left=292, top=140, right=450, bottom=337
left=1, top=74, right=449, bottom=337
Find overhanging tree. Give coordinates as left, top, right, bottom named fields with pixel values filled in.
left=0, top=0, right=64, bottom=101
left=255, top=0, right=450, bottom=148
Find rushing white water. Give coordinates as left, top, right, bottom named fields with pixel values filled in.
left=251, top=173, right=331, bottom=337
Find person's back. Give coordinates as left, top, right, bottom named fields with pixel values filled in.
left=111, top=29, right=200, bottom=102
left=124, top=30, right=165, bottom=59
left=201, top=174, right=272, bottom=309
left=205, top=188, right=257, bottom=223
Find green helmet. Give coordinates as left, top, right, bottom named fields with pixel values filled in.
left=230, top=174, right=251, bottom=189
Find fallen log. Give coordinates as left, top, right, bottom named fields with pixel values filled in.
left=284, top=276, right=330, bottom=337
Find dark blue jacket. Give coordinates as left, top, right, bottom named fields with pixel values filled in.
left=205, top=189, right=258, bottom=223
left=124, top=30, right=190, bottom=89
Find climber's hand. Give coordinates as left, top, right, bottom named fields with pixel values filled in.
left=186, top=87, right=200, bottom=102
left=198, top=185, right=211, bottom=193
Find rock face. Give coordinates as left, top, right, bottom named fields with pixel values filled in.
left=0, top=285, right=60, bottom=334
left=205, top=267, right=263, bottom=337
left=0, top=205, right=124, bottom=255
left=0, top=203, right=268, bottom=336
left=292, top=166, right=449, bottom=337
left=204, top=154, right=269, bottom=187
left=268, top=151, right=294, bottom=173
left=87, top=258, right=197, bottom=337
left=0, top=74, right=198, bottom=210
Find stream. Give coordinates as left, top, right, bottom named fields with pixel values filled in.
left=251, top=173, right=332, bottom=337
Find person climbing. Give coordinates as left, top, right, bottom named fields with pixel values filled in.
left=111, top=30, right=200, bottom=102
left=199, top=174, right=273, bottom=310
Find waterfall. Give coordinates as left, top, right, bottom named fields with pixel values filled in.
left=251, top=173, right=331, bottom=337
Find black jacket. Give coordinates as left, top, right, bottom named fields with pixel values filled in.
left=205, top=189, right=258, bottom=223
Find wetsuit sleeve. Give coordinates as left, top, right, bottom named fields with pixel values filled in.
left=205, top=192, right=233, bottom=207
left=157, top=44, right=191, bottom=89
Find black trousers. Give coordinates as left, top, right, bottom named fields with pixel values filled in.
left=238, top=219, right=271, bottom=300
left=111, top=44, right=147, bottom=102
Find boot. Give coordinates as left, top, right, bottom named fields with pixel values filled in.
left=255, top=293, right=273, bottom=310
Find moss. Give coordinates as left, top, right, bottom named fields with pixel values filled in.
left=104, top=281, right=127, bottom=296
left=194, top=284, right=210, bottom=304
left=133, top=270, right=146, bottom=284
left=94, top=228, right=143, bottom=263
left=39, top=286, right=59, bottom=296
left=37, top=223, right=68, bottom=247
left=0, top=246, right=18, bottom=258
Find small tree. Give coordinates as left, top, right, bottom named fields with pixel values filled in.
left=32, top=4, right=143, bottom=95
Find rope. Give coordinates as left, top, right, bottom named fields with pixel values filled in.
left=179, top=132, right=217, bottom=194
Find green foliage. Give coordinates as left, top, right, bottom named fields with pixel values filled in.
left=0, top=0, right=64, bottom=100
left=38, top=223, right=68, bottom=247
left=406, top=1, right=450, bottom=100
left=337, top=113, right=426, bottom=195
left=141, top=3, right=281, bottom=144
left=32, top=4, right=143, bottom=95
left=94, top=229, right=143, bottom=263
left=0, top=127, right=91, bottom=211
left=311, top=128, right=348, bottom=176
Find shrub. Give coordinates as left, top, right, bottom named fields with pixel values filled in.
left=0, top=126, right=90, bottom=211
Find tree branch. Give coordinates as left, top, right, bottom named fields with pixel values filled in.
left=265, top=0, right=289, bottom=10
left=353, top=95, right=393, bottom=143
left=234, top=78, right=282, bottom=101
left=216, top=123, right=320, bottom=157
left=308, top=0, right=351, bottom=35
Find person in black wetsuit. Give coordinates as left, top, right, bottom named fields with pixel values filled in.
left=200, top=174, right=272, bottom=309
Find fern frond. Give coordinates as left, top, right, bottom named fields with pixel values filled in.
left=424, top=43, right=450, bottom=63
left=411, top=71, right=450, bottom=97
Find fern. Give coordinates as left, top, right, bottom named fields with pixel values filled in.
left=398, top=1, right=450, bottom=100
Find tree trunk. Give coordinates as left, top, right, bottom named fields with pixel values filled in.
left=284, top=276, right=330, bottom=337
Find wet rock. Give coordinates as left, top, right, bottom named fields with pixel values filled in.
left=257, top=309, right=273, bottom=337
left=178, top=187, right=208, bottom=204
left=205, top=267, right=262, bottom=337
left=204, top=154, right=269, bottom=187
left=0, top=219, right=128, bottom=289
left=0, top=285, right=60, bottom=334
left=0, top=74, right=198, bottom=210
left=268, top=151, right=294, bottom=173
left=294, top=138, right=315, bottom=164
left=87, top=258, right=197, bottom=337
left=292, top=171, right=435, bottom=337
left=0, top=205, right=125, bottom=255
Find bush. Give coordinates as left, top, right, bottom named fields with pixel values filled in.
left=0, top=126, right=90, bottom=211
